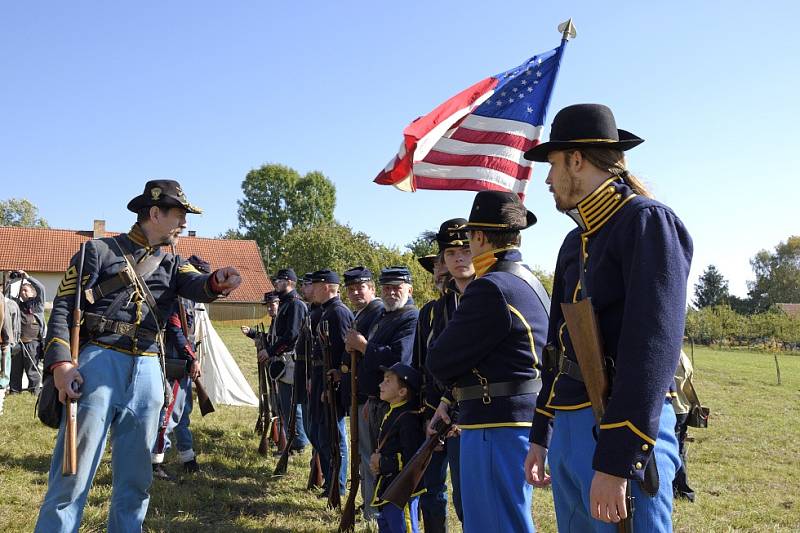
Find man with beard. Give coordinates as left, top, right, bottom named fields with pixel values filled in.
left=418, top=219, right=475, bottom=532
left=258, top=268, right=309, bottom=454
left=345, top=266, right=418, bottom=508
left=309, top=269, right=352, bottom=498
left=35, top=180, right=241, bottom=533
left=342, top=265, right=384, bottom=520
left=426, top=192, right=549, bottom=533
left=524, top=104, right=692, bottom=532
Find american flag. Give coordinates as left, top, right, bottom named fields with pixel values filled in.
left=374, top=41, right=567, bottom=199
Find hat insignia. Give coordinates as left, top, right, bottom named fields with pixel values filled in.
left=150, top=187, right=162, bottom=200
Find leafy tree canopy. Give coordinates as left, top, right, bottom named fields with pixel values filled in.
left=0, top=198, right=48, bottom=228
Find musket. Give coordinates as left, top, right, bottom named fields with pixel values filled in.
left=175, top=294, right=215, bottom=417
left=274, top=326, right=300, bottom=474
left=338, top=336, right=361, bottom=531
left=266, top=321, right=286, bottom=450
left=303, top=315, right=324, bottom=489
left=256, top=324, right=276, bottom=455
left=561, top=297, right=633, bottom=533
left=321, top=320, right=342, bottom=509
left=381, top=417, right=452, bottom=508
left=307, top=450, right=324, bottom=490
left=254, top=322, right=265, bottom=435
left=63, top=242, right=86, bottom=476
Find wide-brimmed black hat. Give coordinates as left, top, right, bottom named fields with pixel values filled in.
left=524, top=103, right=644, bottom=162
left=127, top=179, right=202, bottom=214
left=435, top=218, right=469, bottom=253
left=417, top=254, right=438, bottom=274
left=458, top=191, right=536, bottom=232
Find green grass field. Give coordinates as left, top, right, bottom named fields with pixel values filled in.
left=1, top=328, right=798, bottom=532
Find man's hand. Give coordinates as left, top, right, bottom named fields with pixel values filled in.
left=16, top=269, right=27, bottom=278
left=326, top=368, right=342, bottom=383
left=213, top=267, right=242, bottom=296
left=344, top=329, right=367, bottom=353
left=428, top=401, right=459, bottom=442
left=53, top=363, right=83, bottom=404
left=240, top=325, right=251, bottom=336
left=369, top=452, right=381, bottom=475
left=188, top=360, right=201, bottom=380
left=257, top=349, right=269, bottom=363
left=524, top=443, right=551, bottom=487
left=589, top=471, right=628, bottom=524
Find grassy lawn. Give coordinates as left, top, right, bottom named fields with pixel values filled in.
left=1, top=329, right=798, bottom=532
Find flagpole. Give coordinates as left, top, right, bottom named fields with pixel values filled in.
left=558, top=19, right=577, bottom=41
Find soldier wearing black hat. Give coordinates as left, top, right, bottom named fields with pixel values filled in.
left=426, top=192, right=549, bottom=533
left=35, top=180, right=241, bottom=533
left=525, top=104, right=692, bottom=532
left=258, top=268, right=309, bottom=454
left=345, top=266, right=419, bottom=504
left=308, top=269, right=353, bottom=497
left=341, top=265, right=385, bottom=520
left=417, top=218, right=475, bottom=532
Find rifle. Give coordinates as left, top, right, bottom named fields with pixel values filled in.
left=338, top=341, right=361, bottom=531
left=381, top=417, right=452, bottom=508
left=274, top=320, right=301, bottom=474
left=254, top=323, right=265, bottom=435
left=302, top=315, right=324, bottom=489
left=256, top=324, right=274, bottom=455
left=321, top=320, right=342, bottom=509
left=154, top=379, right=182, bottom=462
left=63, top=242, right=86, bottom=476
left=266, top=321, right=287, bottom=451
left=175, top=294, right=215, bottom=417
left=307, top=450, right=324, bottom=489
left=561, top=297, right=633, bottom=533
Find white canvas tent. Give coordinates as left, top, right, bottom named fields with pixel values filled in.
left=195, top=304, right=258, bottom=407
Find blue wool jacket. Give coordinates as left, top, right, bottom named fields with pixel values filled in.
left=44, top=225, right=220, bottom=368
left=268, top=290, right=307, bottom=356
left=345, top=298, right=384, bottom=405
left=361, top=304, right=419, bottom=398
left=426, top=249, right=548, bottom=429
left=312, top=296, right=354, bottom=411
left=530, top=178, right=693, bottom=482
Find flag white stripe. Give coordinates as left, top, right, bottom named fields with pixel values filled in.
left=459, top=115, right=543, bottom=140
left=412, top=162, right=528, bottom=192
left=413, top=90, right=495, bottom=162
left=426, top=138, right=533, bottom=167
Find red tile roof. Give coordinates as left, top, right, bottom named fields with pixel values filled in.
left=0, top=226, right=272, bottom=303
left=777, top=303, right=800, bottom=317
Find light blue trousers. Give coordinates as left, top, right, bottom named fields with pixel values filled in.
left=460, top=426, right=535, bottom=533
left=35, top=345, right=163, bottom=533
left=548, top=402, right=680, bottom=532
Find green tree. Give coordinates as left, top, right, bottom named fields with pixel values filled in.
left=693, top=264, right=730, bottom=308
left=217, top=228, right=243, bottom=239
left=747, top=236, right=800, bottom=311
left=277, top=221, right=438, bottom=307
left=0, top=198, right=48, bottom=227
left=236, top=164, right=336, bottom=267
left=406, top=232, right=438, bottom=259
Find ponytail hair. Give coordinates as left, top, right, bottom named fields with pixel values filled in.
left=574, top=148, right=654, bottom=199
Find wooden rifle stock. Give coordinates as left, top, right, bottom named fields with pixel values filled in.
left=254, top=325, right=265, bottom=435
left=63, top=242, right=86, bottom=476
left=381, top=418, right=452, bottom=508
left=338, top=346, right=361, bottom=532
left=321, top=320, right=342, bottom=509
left=560, top=298, right=633, bottom=532
left=307, top=450, right=324, bottom=489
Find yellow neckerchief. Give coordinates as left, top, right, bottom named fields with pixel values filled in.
left=127, top=223, right=156, bottom=253
left=473, top=246, right=518, bottom=278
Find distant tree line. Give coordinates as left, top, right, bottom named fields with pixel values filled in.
left=688, top=236, right=800, bottom=351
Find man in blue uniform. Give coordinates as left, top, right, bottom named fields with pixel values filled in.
left=426, top=192, right=549, bottom=533
left=342, top=265, right=384, bottom=520
left=35, top=180, right=241, bottom=533
left=524, top=104, right=693, bottom=531
left=418, top=218, right=475, bottom=533
left=345, top=266, right=419, bottom=503
left=152, top=254, right=210, bottom=479
left=258, top=268, right=310, bottom=453
left=309, top=269, right=352, bottom=497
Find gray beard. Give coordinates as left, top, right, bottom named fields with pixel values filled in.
left=383, top=294, right=408, bottom=312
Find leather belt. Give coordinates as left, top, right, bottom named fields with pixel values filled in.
left=311, top=360, right=324, bottom=368
left=84, top=313, right=160, bottom=343
left=453, top=379, right=542, bottom=404
left=558, top=357, right=584, bottom=383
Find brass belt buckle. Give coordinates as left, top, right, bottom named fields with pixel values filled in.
left=478, top=376, right=491, bottom=405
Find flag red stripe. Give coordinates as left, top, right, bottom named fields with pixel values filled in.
left=413, top=176, right=526, bottom=199
left=448, top=127, right=539, bottom=151
left=421, top=150, right=532, bottom=181
left=403, top=77, right=498, bottom=140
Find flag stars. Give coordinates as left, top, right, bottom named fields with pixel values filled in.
left=500, top=91, right=506, bottom=97
left=496, top=101, right=503, bottom=107
left=526, top=105, right=534, bottom=114
left=508, top=98, right=514, bottom=104
left=521, top=80, right=527, bottom=85
left=527, top=86, right=534, bottom=92
left=512, top=87, right=518, bottom=92
left=533, top=80, right=539, bottom=85
left=536, top=71, right=543, bottom=78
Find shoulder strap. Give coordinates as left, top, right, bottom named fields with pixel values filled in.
left=376, top=409, right=420, bottom=451
left=492, top=260, right=551, bottom=318
left=111, top=239, right=166, bottom=329
left=85, top=237, right=163, bottom=304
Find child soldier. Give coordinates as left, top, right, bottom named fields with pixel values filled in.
left=370, top=363, right=425, bottom=533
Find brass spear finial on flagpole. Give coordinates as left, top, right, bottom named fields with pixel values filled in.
left=558, top=19, right=577, bottom=41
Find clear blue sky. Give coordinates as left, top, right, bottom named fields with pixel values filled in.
left=2, top=1, right=798, bottom=298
